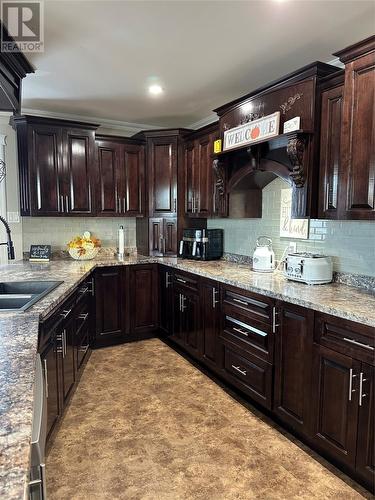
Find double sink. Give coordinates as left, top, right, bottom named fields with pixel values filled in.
left=0, top=281, right=63, bottom=312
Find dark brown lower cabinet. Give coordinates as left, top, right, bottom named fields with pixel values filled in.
left=172, top=285, right=201, bottom=358
left=311, top=344, right=360, bottom=468
left=128, top=264, right=158, bottom=339
left=58, top=313, right=76, bottom=404
left=94, top=266, right=126, bottom=346
left=274, top=303, right=314, bottom=435
left=159, top=266, right=173, bottom=336
left=41, top=337, right=60, bottom=440
left=200, top=279, right=220, bottom=371
left=356, top=364, right=375, bottom=490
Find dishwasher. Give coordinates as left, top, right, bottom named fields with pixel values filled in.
left=29, top=353, right=47, bottom=500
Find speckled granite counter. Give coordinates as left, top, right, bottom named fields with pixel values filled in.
left=1, top=255, right=374, bottom=499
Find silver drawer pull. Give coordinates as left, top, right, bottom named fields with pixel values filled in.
left=227, top=316, right=267, bottom=337
left=348, top=368, right=357, bottom=401
left=176, top=278, right=187, bottom=284
left=233, top=327, right=249, bottom=337
left=79, top=287, right=89, bottom=294
left=359, top=372, right=368, bottom=406
left=343, top=337, right=374, bottom=351
left=78, top=313, right=89, bottom=321
left=232, top=365, right=247, bottom=376
left=60, top=309, right=72, bottom=319
left=79, top=345, right=89, bottom=353
left=233, top=298, right=248, bottom=306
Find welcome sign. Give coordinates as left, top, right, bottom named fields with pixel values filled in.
left=223, top=112, right=280, bottom=151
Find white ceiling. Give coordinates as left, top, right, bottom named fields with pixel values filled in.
left=22, top=0, right=375, bottom=129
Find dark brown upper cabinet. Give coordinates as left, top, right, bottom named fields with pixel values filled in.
left=213, top=62, right=339, bottom=219
left=12, top=115, right=98, bottom=216
left=333, top=36, right=375, bottom=220
left=95, top=135, right=145, bottom=217
left=147, top=133, right=178, bottom=217
left=0, top=23, right=34, bottom=113
left=183, top=123, right=219, bottom=218
left=318, top=73, right=345, bottom=219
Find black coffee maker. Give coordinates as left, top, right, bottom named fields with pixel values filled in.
left=179, top=229, right=223, bottom=260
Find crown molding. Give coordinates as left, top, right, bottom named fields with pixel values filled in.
left=188, top=113, right=218, bottom=130
left=20, top=108, right=161, bottom=136
left=326, top=57, right=345, bottom=69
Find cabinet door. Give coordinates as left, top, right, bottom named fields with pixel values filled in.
left=122, top=143, right=145, bottom=216
left=184, top=141, right=196, bottom=216
left=340, top=50, right=375, bottom=219
left=319, top=84, right=344, bottom=219
left=311, top=344, right=360, bottom=467
left=62, top=128, right=96, bottom=215
left=96, top=139, right=121, bottom=216
left=148, top=136, right=177, bottom=216
left=200, top=279, right=220, bottom=370
left=163, top=218, right=177, bottom=256
left=29, top=124, right=63, bottom=215
left=42, top=339, right=60, bottom=439
left=356, top=364, right=375, bottom=490
left=196, top=135, right=213, bottom=217
left=149, top=218, right=163, bottom=257
left=172, top=288, right=185, bottom=345
left=129, top=265, right=158, bottom=337
left=159, top=266, right=173, bottom=336
left=183, top=290, right=201, bottom=359
left=58, top=316, right=76, bottom=405
left=94, top=267, right=125, bottom=346
left=274, top=303, right=314, bottom=435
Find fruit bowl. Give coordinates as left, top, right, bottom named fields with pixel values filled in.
left=68, top=247, right=99, bottom=261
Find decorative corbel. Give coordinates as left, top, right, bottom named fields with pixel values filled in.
left=213, top=158, right=225, bottom=196
left=286, top=136, right=305, bottom=188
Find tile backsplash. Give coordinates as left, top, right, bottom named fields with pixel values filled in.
left=22, top=217, right=136, bottom=252
left=208, top=178, right=375, bottom=277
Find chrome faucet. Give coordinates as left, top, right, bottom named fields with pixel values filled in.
left=0, top=215, right=15, bottom=260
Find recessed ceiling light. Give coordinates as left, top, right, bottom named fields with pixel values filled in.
left=149, top=84, right=163, bottom=95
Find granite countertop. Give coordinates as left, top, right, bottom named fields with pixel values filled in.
left=1, top=255, right=375, bottom=499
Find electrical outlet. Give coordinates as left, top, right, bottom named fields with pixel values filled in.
left=7, top=212, right=20, bottom=223
left=288, top=241, right=297, bottom=253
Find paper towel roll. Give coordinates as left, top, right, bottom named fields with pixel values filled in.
left=118, top=225, right=124, bottom=256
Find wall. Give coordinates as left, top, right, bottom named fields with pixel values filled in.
left=0, top=112, right=23, bottom=262
left=22, top=217, right=136, bottom=253
left=208, top=178, right=374, bottom=277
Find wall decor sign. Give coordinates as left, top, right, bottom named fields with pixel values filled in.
left=213, top=139, right=222, bottom=153
left=223, top=112, right=280, bottom=151
left=280, top=189, right=309, bottom=239
left=29, top=244, right=52, bottom=262
left=283, top=116, right=301, bottom=133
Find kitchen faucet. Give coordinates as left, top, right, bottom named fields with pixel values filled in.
left=0, top=215, right=15, bottom=259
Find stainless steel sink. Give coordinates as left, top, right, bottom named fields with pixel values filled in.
left=0, top=281, right=63, bottom=312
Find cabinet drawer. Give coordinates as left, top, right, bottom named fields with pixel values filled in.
left=173, top=270, right=199, bottom=292
left=315, top=313, right=375, bottom=365
left=222, top=285, right=274, bottom=325
left=223, top=345, right=272, bottom=409
left=220, top=313, right=273, bottom=362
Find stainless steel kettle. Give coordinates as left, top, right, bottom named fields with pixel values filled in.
left=252, top=236, right=275, bottom=273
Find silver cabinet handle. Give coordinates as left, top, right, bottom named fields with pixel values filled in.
left=343, top=337, right=374, bottom=351
left=78, top=286, right=89, bottom=294
left=166, top=272, right=171, bottom=289
left=65, top=195, right=69, bottom=213
left=181, top=295, right=187, bottom=312
left=59, top=194, right=64, bottom=213
left=78, top=313, right=89, bottom=321
left=43, top=359, right=49, bottom=398
left=79, top=345, right=89, bottom=354
left=212, top=288, right=219, bottom=308
left=63, top=329, right=67, bottom=358
left=177, top=278, right=187, bottom=284
left=61, top=309, right=72, bottom=319
left=272, top=307, right=279, bottom=333
left=233, top=298, right=248, bottom=306
left=173, top=197, right=177, bottom=212
left=348, top=368, right=357, bottom=401
left=179, top=293, right=182, bottom=312
left=232, top=365, right=247, bottom=376
left=123, top=197, right=126, bottom=214
left=89, top=279, right=95, bottom=297
left=159, top=235, right=163, bottom=253
left=233, top=327, right=249, bottom=337
left=359, top=372, right=368, bottom=406
left=196, top=194, right=199, bottom=212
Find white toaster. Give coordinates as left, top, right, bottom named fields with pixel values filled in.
left=283, top=252, right=333, bottom=285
